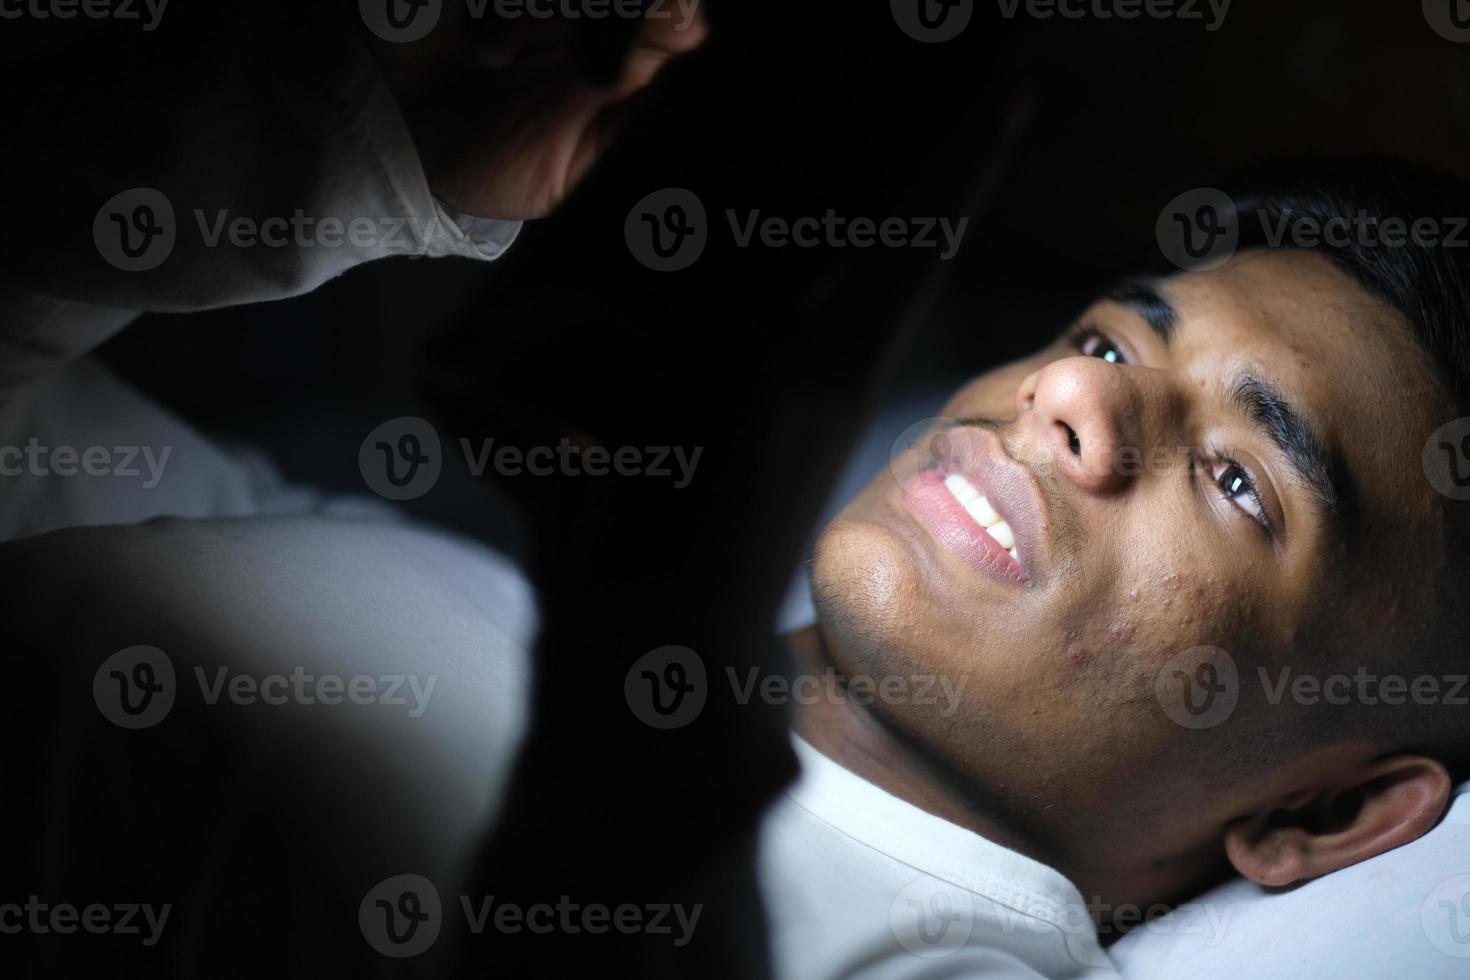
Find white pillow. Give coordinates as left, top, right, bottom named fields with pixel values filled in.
left=1110, top=779, right=1470, bottom=978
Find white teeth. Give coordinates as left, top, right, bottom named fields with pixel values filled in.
left=1007, top=547, right=1018, bottom=561
left=943, top=472, right=979, bottom=504
left=944, top=473, right=1000, bottom=524
left=963, top=494, right=1000, bottom=529
left=946, top=476, right=993, bottom=528
left=941, top=471, right=1019, bottom=562
left=987, top=519, right=1015, bottom=550
left=943, top=472, right=999, bottom=528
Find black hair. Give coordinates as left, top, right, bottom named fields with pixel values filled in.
left=1219, top=153, right=1470, bottom=416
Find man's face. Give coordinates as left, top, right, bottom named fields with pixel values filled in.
left=809, top=248, right=1454, bottom=862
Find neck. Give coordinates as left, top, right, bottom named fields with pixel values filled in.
left=785, top=624, right=1044, bottom=858
left=783, top=624, right=1233, bottom=937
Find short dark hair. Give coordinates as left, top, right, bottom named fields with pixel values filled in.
left=1221, top=153, right=1470, bottom=416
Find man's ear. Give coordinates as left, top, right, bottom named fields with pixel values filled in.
left=1223, top=754, right=1453, bottom=888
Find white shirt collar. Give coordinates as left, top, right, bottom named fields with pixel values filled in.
left=785, top=733, right=1107, bottom=956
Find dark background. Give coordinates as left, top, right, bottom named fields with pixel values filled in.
left=96, top=0, right=1470, bottom=558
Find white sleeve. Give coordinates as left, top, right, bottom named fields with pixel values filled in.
left=0, top=514, right=537, bottom=975
left=0, top=7, right=521, bottom=400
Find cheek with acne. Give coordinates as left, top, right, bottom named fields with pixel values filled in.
left=1113, top=570, right=1251, bottom=662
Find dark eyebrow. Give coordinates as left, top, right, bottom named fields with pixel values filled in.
left=1100, top=277, right=1179, bottom=343
left=1230, top=372, right=1340, bottom=517
left=1096, top=277, right=1340, bottom=518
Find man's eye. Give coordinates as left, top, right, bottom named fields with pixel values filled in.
left=1070, top=326, right=1126, bottom=364
left=1208, top=457, right=1270, bottom=534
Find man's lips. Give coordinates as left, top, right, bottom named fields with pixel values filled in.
left=902, top=470, right=1026, bottom=584
left=897, top=425, right=1047, bottom=587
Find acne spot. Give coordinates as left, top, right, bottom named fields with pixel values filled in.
left=1127, top=588, right=1140, bottom=601
left=1154, top=570, right=1184, bottom=607
left=1066, top=642, right=1087, bottom=665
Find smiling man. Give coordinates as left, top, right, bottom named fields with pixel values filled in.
left=762, top=154, right=1470, bottom=975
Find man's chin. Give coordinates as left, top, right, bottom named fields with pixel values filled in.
left=808, top=508, right=1053, bottom=702
left=808, top=514, right=932, bottom=671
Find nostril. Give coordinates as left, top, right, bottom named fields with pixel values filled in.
left=1063, top=423, right=1081, bottom=456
